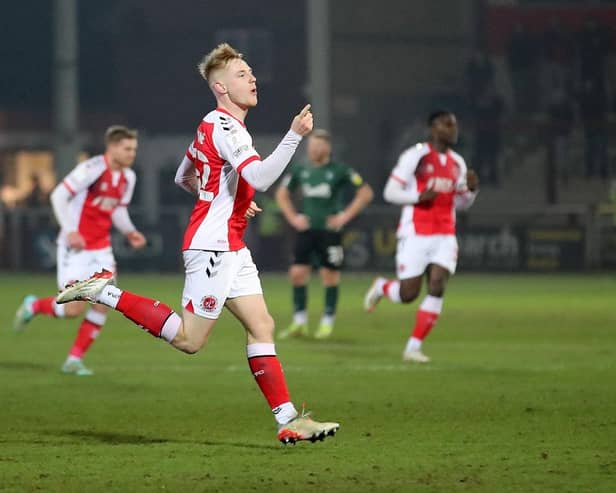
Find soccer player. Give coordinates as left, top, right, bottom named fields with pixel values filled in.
left=275, top=129, right=373, bottom=339
left=12, top=126, right=147, bottom=375
left=363, top=110, right=479, bottom=363
left=55, top=44, right=339, bottom=444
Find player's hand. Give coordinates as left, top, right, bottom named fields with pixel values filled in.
left=127, top=230, right=147, bottom=249
left=245, top=201, right=263, bottom=220
left=290, top=213, right=310, bottom=231
left=418, top=190, right=438, bottom=203
left=290, top=104, right=313, bottom=136
left=466, top=169, right=479, bottom=192
left=67, top=231, right=86, bottom=251
left=326, top=212, right=349, bottom=231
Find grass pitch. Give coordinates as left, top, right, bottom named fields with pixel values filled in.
left=0, top=273, right=615, bottom=492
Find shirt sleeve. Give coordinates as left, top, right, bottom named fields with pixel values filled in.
left=342, top=166, right=365, bottom=189
left=174, top=155, right=198, bottom=195
left=62, top=158, right=106, bottom=196
left=383, top=145, right=423, bottom=205
left=279, top=166, right=297, bottom=191
left=213, top=121, right=261, bottom=173
left=119, top=169, right=136, bottom=206
left=452, top=152, right=478, bottom=210
left=390, top=144, right=422, bottom=187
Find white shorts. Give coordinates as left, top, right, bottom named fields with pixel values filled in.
left=57, top=245, right=116, bottom=289
left=396, top=234, right=458, bottom=279
left=182, top=248, right=263, bottom=320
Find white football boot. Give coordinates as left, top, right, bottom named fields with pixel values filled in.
left=363, top=277, right=385, bottom=312
left=402, top=350, right=431, bottom=363
left=277, top=410, right=340, bottom=445
left=56, top=269, right=114, bottom=304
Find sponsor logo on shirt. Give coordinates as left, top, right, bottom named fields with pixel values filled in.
left=302, top=183, right=332, bottom=198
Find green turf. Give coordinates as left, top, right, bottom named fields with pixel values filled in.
left=1, top=273, right=615, bottom=492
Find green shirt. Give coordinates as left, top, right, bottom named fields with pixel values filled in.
left=280, top=160, right=364, bottom=230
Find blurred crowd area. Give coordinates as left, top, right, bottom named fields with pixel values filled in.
left=2, top=1, right=616, bottom=227
left=463, top=15, right=615, bottom=189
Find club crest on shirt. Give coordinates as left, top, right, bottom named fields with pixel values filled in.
left=200, top=295, right=218, bottom=312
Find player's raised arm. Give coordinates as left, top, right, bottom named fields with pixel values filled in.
left=239, top=105, right=313, bottom=192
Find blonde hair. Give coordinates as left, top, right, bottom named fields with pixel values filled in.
left=310, top=129, right=331, bottom=143
left=105, top=125, right=138, bottom=144
left=197, top=43, right=244, bottom=82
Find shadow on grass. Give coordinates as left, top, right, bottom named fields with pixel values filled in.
left=46, top=429, right=281, bottom=450
left=0, top=361, right=51, bottom=371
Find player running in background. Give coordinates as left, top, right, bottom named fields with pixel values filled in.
left=13, top=126, right=147, bottom=375
left=276, top=129, right=373, bottom=339
left=55, top=44, right=339, bottom=444
left=363, top=110, right=479, bottom=363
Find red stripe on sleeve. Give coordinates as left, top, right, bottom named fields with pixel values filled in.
left=390, top=174, right=407, bottom=186
left=237, top=155, right=260, bottom=174
left=63, top=180, right=76, bottom=196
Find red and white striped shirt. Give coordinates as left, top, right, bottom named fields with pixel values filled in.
left=390, top=142, right=470, bottom=237
left=58, top=154, right=136, bottom=249
left=181, top=108, right=259, bottom=251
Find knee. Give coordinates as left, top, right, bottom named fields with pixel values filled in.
left=289, top=266, right=308, bottom=286
left=427, top=278, right=447, bottom=297
left=399, top=284, right=420, bottom=304
left=64, top=301, right=87, bottom=318
left=254, top=313, right=276, bottom=341
left=181, top=344, right=202, bottom=355
left=175, top=333, right=207, bottom=355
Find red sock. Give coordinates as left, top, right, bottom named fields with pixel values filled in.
left=116, top=291, right=174, bottom=338
left=32, top=297, right=56, bottom=317
left=248, top=356, right=291, bottom=409
left=69, top=319, right=102, bottom=358
left=411, top=309, right=440, bottom=341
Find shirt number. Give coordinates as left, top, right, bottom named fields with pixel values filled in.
left=196, top=165, right=214, bottom=202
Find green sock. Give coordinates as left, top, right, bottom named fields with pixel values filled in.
left=293, top=285, right=307, bottom=314
left=324, top=285, right=339, bottom=317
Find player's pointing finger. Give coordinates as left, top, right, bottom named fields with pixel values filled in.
left=299, top=104, right=311, bottom=117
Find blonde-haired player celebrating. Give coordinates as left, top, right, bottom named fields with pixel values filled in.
left=56, top=44, right=339, bottom=444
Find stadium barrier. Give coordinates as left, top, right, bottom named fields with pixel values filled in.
left=1, top=204, right=614, bottom=272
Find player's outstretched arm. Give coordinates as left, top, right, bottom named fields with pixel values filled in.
left=240, top=105, right=313, bottom=192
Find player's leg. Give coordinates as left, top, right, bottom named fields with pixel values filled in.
left=55, top=250, right=226, bottom=354
left=226, top=291, right=340, bottom=444
left=315, top=267, right=340, bottom=339
left=60, top=248, right=115, bottom=375
left=279, top=231, right=313, bottom=339
left=61, top=304, right=107, bottom=376
left=226, top=248, right=339, bottom=443
left=12, top=247, right=87, bottom=331
left=314, top=231, right=343, bottom=339
left=364, top=235, right=427, bottom=311
left=403, top=235, right=457, bottom=363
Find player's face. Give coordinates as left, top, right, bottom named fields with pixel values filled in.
left=307, top=136, right=331, bottom=164
left=433, top=114, right=459, bottom=146
left=108, top=138, right=138, bottom=168
left=224, top=59, right=258, bottom=109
